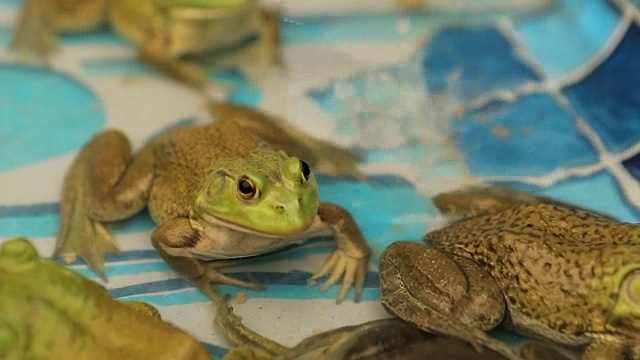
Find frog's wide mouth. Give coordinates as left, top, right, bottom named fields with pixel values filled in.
left=194, top=211, right=311, bottom=238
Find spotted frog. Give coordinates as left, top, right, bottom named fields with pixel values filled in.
left=380, top=187, right=640, bottom=360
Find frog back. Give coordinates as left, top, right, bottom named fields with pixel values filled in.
left=148, top=120, right=266, bottom=223
left=425, top=204, right=640, bottom=343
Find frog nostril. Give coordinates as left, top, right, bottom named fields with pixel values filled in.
left=275, top=205, right=285, bottom=213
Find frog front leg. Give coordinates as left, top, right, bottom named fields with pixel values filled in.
left=307, top=203, right=371, bottom=304
left=56, top=130, right=156, bottom=279
left=151, top=217, right=265, bottom=290
left=379, top=241, right=521, bottom=360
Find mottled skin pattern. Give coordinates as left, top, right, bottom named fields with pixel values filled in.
left=0, top=238, right=212, bottom=360
left=381, top=189, right=640, bottom=360
left=56, top=103, right=370, bottom=308
left=427, top=204, right=640, bottom=345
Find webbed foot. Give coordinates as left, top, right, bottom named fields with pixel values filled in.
left=56, top=130, right=155, bottom=280
left=56, top=145, right=120, bottom=280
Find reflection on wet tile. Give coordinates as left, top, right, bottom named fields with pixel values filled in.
left=564, top=24, right=640, bottom=153
left=423, top=27, right=539, bottom=103
left=455, top=94, right=599, bottom=176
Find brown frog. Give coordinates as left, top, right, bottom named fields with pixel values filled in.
left=56, top=102, right=370, bottom=306
left=380, top=187, right=640, bottom=360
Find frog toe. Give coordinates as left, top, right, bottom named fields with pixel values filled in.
left=309, top=249, right=368, bottom=303
left=199, top=266, right=266, bottom=292
left=55, top=209, right=119, bottom=281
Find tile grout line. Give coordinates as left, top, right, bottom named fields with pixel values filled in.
left=464, top=12, right=632, bottom=112
left=481, top=12, right=640, bottom=210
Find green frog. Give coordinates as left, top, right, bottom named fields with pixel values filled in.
left=56, top=102, right=370, bottom=305
left=11, top=0, right=281, bottom=93
left=380, top=187, right=640, bottom=360
left=0, top=238, right=213, bottom=360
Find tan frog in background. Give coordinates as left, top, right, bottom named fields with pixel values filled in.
left=11, top=0, right=281, bottom=93
left=57, top=102, right=370, bottom=304
left=380, top=187, right=640, bottom=360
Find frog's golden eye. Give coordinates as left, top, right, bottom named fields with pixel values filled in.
left=237, top=177, right=259, bottom=200
left=300, top=160, right=311, bottom=184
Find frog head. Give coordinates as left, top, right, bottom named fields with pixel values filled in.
left=0, top=238, right=40, bottom=274
left=193, top=150, right=319, bottom=237
left=606, top=268, right=640, bottom=337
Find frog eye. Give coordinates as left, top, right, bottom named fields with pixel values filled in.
left=300, top=160, right=311, bottom=183
left=237, top=177, right=259, bottom=200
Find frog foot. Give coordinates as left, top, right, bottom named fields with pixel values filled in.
left=55, top=200, right=119, bottom=281
left=308, top=248, right=368, bottom=304
left=196, top=261, right=267, bottom=293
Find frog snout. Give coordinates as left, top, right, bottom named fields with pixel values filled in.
left=274, top=198, right=302, bottom=214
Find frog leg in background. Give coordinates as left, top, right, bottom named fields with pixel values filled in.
left=138, top=21, right=216, bottom=97
left=379, top=241, right=522, bottom=360
left=10, top=0, right=58, bottom=62
left=10, top=0, right=109, bottom=63
left=57, top=130, right=157, bottom=280
left=210, top=102, right=366, bottom=180
left=433, top=186, right=617, bottom=221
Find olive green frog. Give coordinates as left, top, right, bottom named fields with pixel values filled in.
left=56, top=102, right=370, bottom=304
left=380, top=187, right=640, bottom=360
left=0, top=238, right=213, bottom=360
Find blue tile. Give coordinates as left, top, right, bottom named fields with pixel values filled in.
left=423, top=27, right=539, bottom=103
left=456, top=94, right=599, bottom=176
left=563, top=24, right=640, bottom=153
left=623, top=152, right=640, bottom=187
left=515, top=0, right=621, bottom=78
left=0, top=64, right=105, bottom=173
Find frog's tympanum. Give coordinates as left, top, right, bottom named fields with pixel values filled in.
left=56, top=102, right=370, bottom=304
left=380, top=187, right=640, bottom=360
left=0, top=238, right=213, bottom=360
left=11, top=0, right=281, bottom=93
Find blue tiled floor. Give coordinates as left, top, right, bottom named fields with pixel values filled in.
left=0, top=64, right=104, bottom=172
left=423, top=27, right=539, bottom=103
left=564, top=23, right=640, bottom=153
left=455, top=94, right=600, bottom=176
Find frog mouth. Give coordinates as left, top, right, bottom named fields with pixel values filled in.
left=194, top=211, right=309, bottom=238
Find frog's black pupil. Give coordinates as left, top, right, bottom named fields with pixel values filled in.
left=238, top=179, right=254, bottom=195
left=301, top=160, right=310, bottom=181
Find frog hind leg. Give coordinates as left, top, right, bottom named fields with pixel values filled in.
left=9, top=0, right=59, bottom=63
left=433, top=186, right=617, bottom=220
left=214, top=294, right=289, bottom=359
left=379, top=241, right=521, bottom=360
left=211, top=102, right=365, bottom=180
left=56, top=130, right=155, bottom=280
